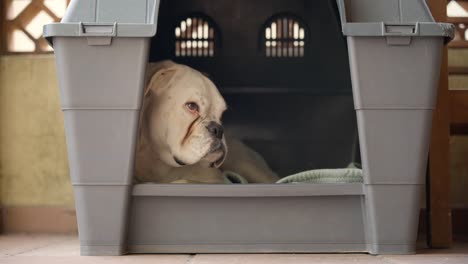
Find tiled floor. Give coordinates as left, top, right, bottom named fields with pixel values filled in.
left=0, top=234, right=467, bottom=264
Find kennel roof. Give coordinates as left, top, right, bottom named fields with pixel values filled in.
left=44, top=0, right=160, bottom=41
left=44, top=0, right=453, bottom=41
left=336, top=0, right=453, bottom=39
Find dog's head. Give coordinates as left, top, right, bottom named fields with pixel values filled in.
left=142, top=61, right=227, bottom=168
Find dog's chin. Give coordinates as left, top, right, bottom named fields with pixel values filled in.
left=170, top=153, right=217, bottom=168
left=171, top=154, right=222, bottom=168
left=169, top=141, right=227, bottom=168
left=173, top=156, right=187, bottom=166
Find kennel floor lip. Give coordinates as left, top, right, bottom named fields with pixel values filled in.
left=126, top=243, right=370, bottom=254
left=132, top=183, right=365, bottom=197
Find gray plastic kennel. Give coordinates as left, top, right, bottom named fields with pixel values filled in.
left=44, top=0, right=454, bottom=256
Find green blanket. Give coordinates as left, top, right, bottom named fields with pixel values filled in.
left=223, top=163, right=363, bottom=184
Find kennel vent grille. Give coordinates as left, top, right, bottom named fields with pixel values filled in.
left=175, top=16, right=215, bottom=57
left=264, top=15, right=306, bottom=58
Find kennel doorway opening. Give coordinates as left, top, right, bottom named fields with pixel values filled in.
left=149, top=0, right=359, bottom=177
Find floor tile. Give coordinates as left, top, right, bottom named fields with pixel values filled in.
left=0, top=234, right=72, bottom=257
left=381, top=255, right=468, bottom=264
left=190, top=254, right=391, bottom=264
left=0, top=234, right=467, bottom=264
left=0, top=255, right=191, bottom=264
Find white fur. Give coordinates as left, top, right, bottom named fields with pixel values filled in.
left=135, top=61, right=279, bottom=184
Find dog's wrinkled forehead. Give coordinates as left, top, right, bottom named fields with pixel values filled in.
left=171, top=66, right=226, bottom=114
left=145, top=61, right=227, bottom=117
left=199, top=72, right=227, bottom=117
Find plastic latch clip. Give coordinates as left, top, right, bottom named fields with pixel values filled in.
left=79, top=22, right=116, bottom=46
left=79, top=22, right=117, bottom=36
left=383, top=23, right=418, bottom=46
left=382, top=23, right=419, bottom=36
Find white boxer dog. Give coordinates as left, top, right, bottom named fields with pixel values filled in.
left=134, top=60, right=279, bottom=184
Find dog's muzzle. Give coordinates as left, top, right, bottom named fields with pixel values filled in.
left=206, top=121, right=224, bottom=139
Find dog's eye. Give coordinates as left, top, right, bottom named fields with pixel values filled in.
left=185, top=102, right=199, bottom=114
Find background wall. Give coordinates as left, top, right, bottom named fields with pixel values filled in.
left=0, top=50, right=467, bottom=232
left=448, top=49, right=468, bottom=209
left=0, top=55, right=75, bottom=232
left=449, top=49, right=468, bottom=90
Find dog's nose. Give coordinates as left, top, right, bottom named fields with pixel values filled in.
left=206, top=122, right=224, bottom=139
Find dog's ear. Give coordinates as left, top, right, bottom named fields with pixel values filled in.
left=145, top=60, right=177, bottom=84
left=144, top=61, right=179, bottom=97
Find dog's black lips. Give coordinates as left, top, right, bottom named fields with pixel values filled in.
left=210, top=145, right=226, bottom=168
left=210, top=155, right=224, bottom=168
left=174, top=156, right=186, bottom=166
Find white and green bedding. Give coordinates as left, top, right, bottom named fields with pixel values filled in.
left=223, top=163, right=363, bottom=184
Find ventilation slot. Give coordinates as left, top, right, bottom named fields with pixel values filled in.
left=175, top=16, right=215, bottom=57
left=264, top=15, right=306, bottom=58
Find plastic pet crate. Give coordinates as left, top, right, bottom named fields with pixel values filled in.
left=44, top=0, right=454, bottom=256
